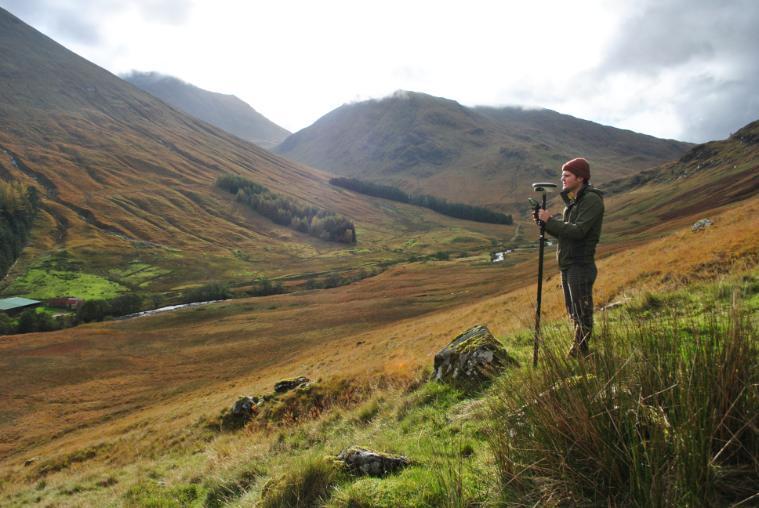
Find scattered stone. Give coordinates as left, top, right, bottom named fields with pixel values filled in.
left=601, top=301, right=625, bottom=311
left=433, top=325, right=518, bottom=385
left=336, top=446, right=411, bottom=477
left=294, top=382, right=312, bottom=392
left=691, top=218, right=713, bottom=232
left=274, top=376, right=310, bottom=393
left=220, top=395, right=263, bottom=430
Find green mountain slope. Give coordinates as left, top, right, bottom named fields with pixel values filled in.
left=123, top=71, right=290, bottom=149
left=275, top=91, right=693, bottom=210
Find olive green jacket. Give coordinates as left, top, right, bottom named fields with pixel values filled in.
left=544, top=184, right=604, bottom=270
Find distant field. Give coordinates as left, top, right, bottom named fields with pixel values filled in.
left=4, top=267, right=127, bottom=300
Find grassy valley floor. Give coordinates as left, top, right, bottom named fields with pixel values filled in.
left=1, top=267, right=755, bottom=507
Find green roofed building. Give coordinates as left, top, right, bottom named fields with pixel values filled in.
left=0, top=297, right=42, bottom=315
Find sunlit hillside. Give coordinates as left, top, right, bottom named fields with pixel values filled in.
left=0, top=9, right=512, bottom=298
left=602, top=119, right=759, bottom=239
left=1, top=113, right=756, bottom=473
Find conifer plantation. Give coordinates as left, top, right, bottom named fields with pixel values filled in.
left=0, top=181, right=38, bottom=278
left=217, top=174, right=356, bottom=244
left=330, top=177, right=513, bottom=225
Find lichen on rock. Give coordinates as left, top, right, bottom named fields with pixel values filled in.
left=274, top=376, right=310, bottom=393
left=433, top=324, right=518, bottom=385
left=336, top=446, right=411, bottom=477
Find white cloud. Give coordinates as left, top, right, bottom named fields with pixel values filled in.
left=1, top=0, right=757, bottom=141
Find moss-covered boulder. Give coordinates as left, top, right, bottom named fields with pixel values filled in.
left=433, top=324, right=517, bottom=385
left=336, top=446, right=411, bottom=477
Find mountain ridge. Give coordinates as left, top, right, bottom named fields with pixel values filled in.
left=275, top=90, right=693, bottom=209
left=123, top=71, right=290, bottom=149
left=600, top=118, right=759, bottom=238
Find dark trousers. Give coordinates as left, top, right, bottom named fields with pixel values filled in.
left=561, top=263, right=597, bottom=353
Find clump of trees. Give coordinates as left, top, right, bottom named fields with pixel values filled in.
left=0, top=182, right=39, bottom=278
left=329, top=177, right=512, bottom=225
left=217, top=175, right=356, bottom=244
left=182, top=282, right=232, bottom=304
left=246, top=277, right=285, bottom=297
left=76, top=293, right=144, bottom=323
left=0, top=308, right=67, bottom=334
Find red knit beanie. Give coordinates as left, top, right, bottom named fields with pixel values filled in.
left=562, top=158, right=590, bottom=182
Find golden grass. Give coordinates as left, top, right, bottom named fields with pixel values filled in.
left=1, top=196, right=756, bottom=493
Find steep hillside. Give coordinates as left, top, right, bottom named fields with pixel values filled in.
left=602, top=118, right=759, bottom=239
left=123, top=71, right=290, bottom=149
left=275, top=91, right=692, bottom=209
left=474, top=105, right=689, bottom=173
left=0, top=9, right=511, bottom=297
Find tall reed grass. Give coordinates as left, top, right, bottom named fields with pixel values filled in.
left=488, top=292, right=757, bottom=506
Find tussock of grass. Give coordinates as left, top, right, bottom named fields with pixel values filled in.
left=353, top=397, right=382, bottom=424
left=203, top=463, right=263, bottom=508
left=487, top=293, right=758, bottom=506
left=123, top=480, right=205, bottom=508
left=31, top=444, right=110, bottom=479
left=248, top=375, right=419, bottom=431
left=260, top=455, right=345, bottom=508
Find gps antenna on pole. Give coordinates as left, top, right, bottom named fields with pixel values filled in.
left=530, top=182, right=557, bottom=367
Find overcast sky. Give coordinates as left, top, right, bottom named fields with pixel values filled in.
left=2, top=0, right=758, bottom=142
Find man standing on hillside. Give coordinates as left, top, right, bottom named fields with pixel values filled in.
left=536, top=158, right=604, bottom=357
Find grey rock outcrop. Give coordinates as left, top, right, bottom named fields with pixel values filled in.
left=336, top=446, right=411, bottom=476
left=691, top=218, right=713, bottom=232
left=274, top=376, right=310, bottom=393
left=220, top=395, right=263, bottom=430
left=433, top=324, right=517, bottom=384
